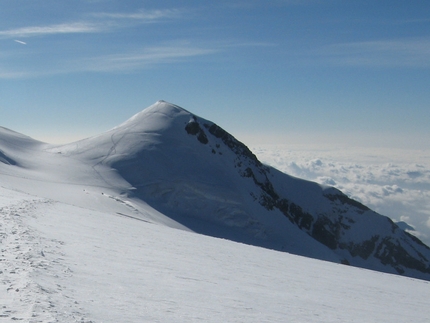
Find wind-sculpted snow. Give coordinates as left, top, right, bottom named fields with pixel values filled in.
left=1, top=100, right=430, bottom=281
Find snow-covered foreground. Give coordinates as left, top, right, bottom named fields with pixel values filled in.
left=1, top=186, right=429, bottom=323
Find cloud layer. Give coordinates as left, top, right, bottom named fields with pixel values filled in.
left=0, top=8, right=244, bottom=78
left=252, top=145, right=430, bottom=246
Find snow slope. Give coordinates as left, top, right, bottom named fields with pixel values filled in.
left=52, top=101, right=430, bottom=279
left=1, top=101, right=430, bottom=281
left=1, top=186, right=430, bottom=322
left=1, top=101, right=430, bottom=321
left=47, top=101, right=338, bottom=261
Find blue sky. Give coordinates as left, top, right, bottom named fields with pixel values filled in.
left=1, top=0, right=429, bottom=147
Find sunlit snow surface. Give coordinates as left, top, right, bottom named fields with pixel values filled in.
left=1, top=186, right=430, bottom=323
left=2, top=102, right=430, bottom=322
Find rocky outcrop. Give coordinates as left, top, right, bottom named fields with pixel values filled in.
left=185, top=116, right=208, bottom=144
left=184, top=115, right=430, bottom=279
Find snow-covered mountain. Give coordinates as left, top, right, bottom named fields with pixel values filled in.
left=2, top=100, right=430, bottom=281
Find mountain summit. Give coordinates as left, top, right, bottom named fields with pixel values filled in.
left=2, top=100, right=430, bottom=280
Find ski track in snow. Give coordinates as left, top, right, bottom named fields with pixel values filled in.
left=0, top=194, right=92, bottom=322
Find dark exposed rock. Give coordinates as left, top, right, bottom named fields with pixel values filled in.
left=239, top=154, right=430, bottom=275
left=312, top=217, right=338, bottom=250
left=206, top=123, right=261, bottom=166
left=259, top=193, right=276, bottom=210
left=276, top=198, right=289, bottom=215
left=198, top=132, right=208, bottom=144
left=324, top=192, right=369, bottom=212
left=287, top=203, right=313, bottom=230
left=340, top=236, right=379, bottom=259
left=185, top=117, right=208, bottom=144
left=375, top=238, right=430, bottom=274
left=183, top=110, right=430, bottom=279
left=185, top=119, right=199, bottom=135
left=242, top=167, right=278, bottom=201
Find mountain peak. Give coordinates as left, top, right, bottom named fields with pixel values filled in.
left=115, top=100, right=190, bottom=129
left=4, top=101, right=430, bottom=281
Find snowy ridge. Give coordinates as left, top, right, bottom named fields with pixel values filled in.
left=2, top=100, right=430, bottom=281
left=51, top=101, right=430, bottom=279
left=2, top=101, right=430, bottom=321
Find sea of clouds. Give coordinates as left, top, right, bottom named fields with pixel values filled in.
left=252, top=144, right=430, bottom=246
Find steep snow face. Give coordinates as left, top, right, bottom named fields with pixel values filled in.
left=49, top=100, right=430, bottom=280
left=2, top=100, right=430, bottom=280
left=49, top=101, right=336, bottom=260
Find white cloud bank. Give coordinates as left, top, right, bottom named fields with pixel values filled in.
left=252, top=144, right=430, bottom=245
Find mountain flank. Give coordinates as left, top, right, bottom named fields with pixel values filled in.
left=1, top=100, right=430, bottom=280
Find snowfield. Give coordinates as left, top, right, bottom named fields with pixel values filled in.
left=1, top=186, right=430, bottom=323
left=1, top=101, right=430, bottom=322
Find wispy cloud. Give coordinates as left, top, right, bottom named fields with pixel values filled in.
left=0, top=41, right=218, bottom=79
left=78, top=40, right=270, bottom=73
left=0, top=8, right=183, bottom=39
left=0, top=37, right=275, bottom=78
left=93, top=8, right=182, bottom=21
left=0, top=67, right=31, bottom=78
left=82, top=43, right=217, bottom=72
left=14, top=39, right=27, bottom=45
left=317, top=38, right=430, bottom=68
left=0, top=22, right=105, bottom=38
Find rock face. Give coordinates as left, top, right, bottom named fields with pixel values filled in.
left=57, top=101, right=430, bottom=280
left=182, top=107, right=430, bottom=279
